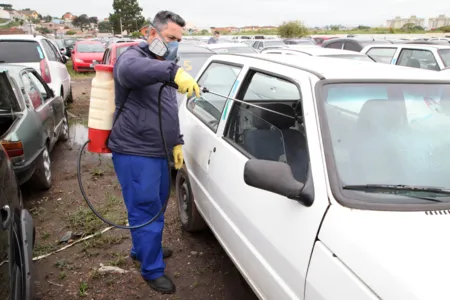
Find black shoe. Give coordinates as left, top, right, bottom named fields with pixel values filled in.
left=130, top=247, right=173, bottom=261
left=146, top=275, right=176, bottom=294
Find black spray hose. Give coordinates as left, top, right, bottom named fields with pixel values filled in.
left=77, top=83, right=175, bottom=229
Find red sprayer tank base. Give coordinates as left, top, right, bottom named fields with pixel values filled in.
left=87, top=128, right=112, bottom=153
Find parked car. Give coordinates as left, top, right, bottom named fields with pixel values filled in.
left=0, top=35, right=73, bottom=104
left=0, top=143, right=35, bottom=300
left=283, top=38, right=317, bottom=45
left=361, top=44, right=450, bottom=70
left=63, top=38, right=78, bottom=57
left=205, top=42, right=258, bottom=54
left=176, top=52, right=450, bottom=300
left=51, top=39, right=68, bottom=56
left=313, top=36, right=337, bottom=46
left=101, top=41, right=140, bottom=66
left=177, top=42, right=216, bottom=79
left=251, top=39, right=286, bottom=52
left=261, top=46, right=375, bottom=62
left=0, top=65, right=68, bottom=189
left=321, top=37, right=394, bottom=52
left=71, top=41, right=105, bottom=72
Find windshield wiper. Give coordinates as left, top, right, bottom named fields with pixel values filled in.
left=342, top=184, right=450, bottom=202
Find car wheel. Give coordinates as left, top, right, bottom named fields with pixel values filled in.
left=67, top=86, right=73, bottom=104
left=175, top=165, right=207, bottom=232
left=59, top=111, right=70, bottom=142
left=31, top=145, right=52, bottom=190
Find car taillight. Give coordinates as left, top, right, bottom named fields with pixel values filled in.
left=40, top=59, right=52, bottom=83
left=1, top=140, right=24, bottom=158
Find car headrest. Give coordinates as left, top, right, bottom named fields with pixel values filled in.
left=248, top=103, right=296, bottom=129
left=407, top=58, right=421, bottom=68
left=357, top=99, right=406, bottom=133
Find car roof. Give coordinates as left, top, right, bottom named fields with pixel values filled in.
left=76, top=40, right=103, bottom=44
left=0, top=64, right=29, bottom=77
left=112, top=41, right=139, bottom=48
left=210, top=53, right=449, bottom=81
left=271, top=46, right=366, bottom=56
left=0, top=34, right=46, bottom=41
left=179, top=43, right=215, bottom=53
left=363, top=43, right=450, bottom=50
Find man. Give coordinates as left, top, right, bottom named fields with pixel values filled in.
left=208, top=31, right=220, bottom=44
left=108, top=11, right=199, bottom=294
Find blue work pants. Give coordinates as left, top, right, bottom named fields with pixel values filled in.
left=112, top=152, right=169, bottom=280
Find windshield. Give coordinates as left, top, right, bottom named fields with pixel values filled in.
left=177, top=53, right=214, bottom=78
left=77, top=43, right=105, bottom=53
left=322, top=54, right=374, bottom=62
left=213, top=47, right=257, bottom=54
left=321, top=82, right=450, bottom=205
left=438, top=49, right=450, bottom=67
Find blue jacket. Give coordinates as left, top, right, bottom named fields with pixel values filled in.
left=108, top=42, right=182, bottom=157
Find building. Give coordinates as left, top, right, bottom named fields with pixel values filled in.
left=63, top=12, right=73, bottom=20
left=386, top=16, right=425, bottom=29
left=19, top=9, right=39, bottom=20
left=211, top=26, right=239, bottom=33
left=9, top=10, right=25, bottom=20
left=429, top=14, right=450, bottom=29
left=0, top=7, right=11, bottom=20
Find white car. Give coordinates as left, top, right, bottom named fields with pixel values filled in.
left=177, top=53, right=450, bottom=300
left=205, top=42, right=259, bottom=54
left=361, top=43, right=450, bottom=71
left=0, top=35, right=72, bottom=103
left=261, top=46, right=375, bottom=62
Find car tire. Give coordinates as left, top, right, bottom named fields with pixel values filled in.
left=59, top=111, right=70, bottom=142
left=66, top=86, right=73, bottom=104
left=175, top=165, right=207, bottom=232
left=30, top=144, right=52, bottom=190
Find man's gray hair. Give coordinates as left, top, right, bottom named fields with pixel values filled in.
left=148, top=10, right=185, bottom=36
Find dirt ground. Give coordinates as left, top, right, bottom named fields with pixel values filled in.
left=23, top=77, right=258, bottom=300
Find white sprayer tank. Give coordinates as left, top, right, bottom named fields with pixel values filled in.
left=87, top=64, right=115, bottom=153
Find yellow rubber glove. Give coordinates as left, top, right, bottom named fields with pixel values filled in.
left=174, top=68, right=200, bottom=98
left=173, top=145, right=184, bottom=170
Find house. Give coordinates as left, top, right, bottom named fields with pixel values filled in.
left=0, top=7, right=11, bottom=20
left=19, top=9, right=39, bottom=20
left=9, top=10, right=25, bottom=20
left=386, top=15, right=425, bottom=29
left=241, top=26, right=260, bottom=31
left=63, top=12, right=73, bottom=20
left=259, top=25, right=278, bottom=31
left=211, top=26, right=240, bottom=33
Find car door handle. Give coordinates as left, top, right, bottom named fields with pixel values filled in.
left=1, top=205, right=11, bottom=230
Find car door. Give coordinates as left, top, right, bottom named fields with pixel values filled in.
left=0, top=150, right=11, bottom=299
left=20, top=71, right=56, bottom=148
left=205, top=65, right=329, bottom=299
left=102, top=48, right=111, bottom=65
left=180, top=61, right=246, bottom=219
left=45, top=39, right=71, bottom=98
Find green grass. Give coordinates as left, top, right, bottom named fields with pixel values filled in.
left=66, top=61, right=95, bottom=79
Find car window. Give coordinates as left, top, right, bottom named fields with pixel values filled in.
left=76, top=43, right=105, bottom=53
left=0, top=40, right=44, bottom=63
left=343, top=42, right=361, bottom=52
left=438, top=49, right=450, bottom=67
left=41, top=40, right=57, bottom=61
left=243, top=72, right=301, bottom=101
left=48, top=40, right=64, bottom=63
left=224, top=72, right=309, bottom=182
left=366, top=47, right=397, bottom=64
left=21, top=72, right=46, bottom=109
left=322, top=54, right=374, bottom=62
left=101, top=49, right=110, bottom=64
left=116, top=46, right=132, bottom=57
left=397, top=49, right=439, bottom=71
left=326, top=42, right=343, bottom=49
left=187, top=62, right=242, bottom=131
left=177, top=53, right=214, bottom=78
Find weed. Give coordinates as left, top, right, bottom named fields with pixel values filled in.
left=68, top=207, right=104, bottom=234
left=89, top=269, right=101, bottom=280
left=91, top=168, right=104, bottom=177
left=28, top=207, right=47, bottom=221
left=83, top=233, right=127, bottom=250
left=59, top=271, right=66, bottom=280
left=78, top=281, right=88, bottom=297
left=33, top=242, right=57, bottom=257
left=55, top=259, right=74, bottom=270
left=108, top=252, right=127, bottom=267
left=173, top=271, right=181, bottom=278
left=190, top=277, right=199, bottom=290
left=41, top=232, right=51, bottom=240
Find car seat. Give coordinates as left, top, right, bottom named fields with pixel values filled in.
left=242, top=103, right=309, bottom=182
left=350, top=99, right=407, bottom=184
left=406, top=58, right=421, bottom=68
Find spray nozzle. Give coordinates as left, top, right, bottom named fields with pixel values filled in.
left=202, top=87, right=210, bottom=94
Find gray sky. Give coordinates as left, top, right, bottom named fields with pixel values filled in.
left=10, top=0, right=450, bottom=28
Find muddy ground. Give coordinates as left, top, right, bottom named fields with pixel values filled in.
left=23, top=77, right=258, bottom=300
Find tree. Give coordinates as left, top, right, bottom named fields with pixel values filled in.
left=89, top=16, right=98, bottom=24
left=109, top=0, right=145, bottom=35
left=98, top=21, right=112, bottom=33
left=278, top=20, right=308, bottom=38
left=38, top=14, right=43, bottom=20
left=357, top=25, right=370, bottom=30
left=66, top=30, right=76, bottom=35
left=0, top=4, right=13, bottom=10
left=37, top=27, right=51, bottom=34
left=44, top=15, right=52, bottom=22
left=73, top=14, right=90, bottom=31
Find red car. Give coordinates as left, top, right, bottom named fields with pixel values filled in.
left=101, top=41, right=140, bottom=66
left=71, top=41, right=105, bottom=72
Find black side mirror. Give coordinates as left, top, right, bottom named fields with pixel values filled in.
left=61, top=55, right=67, bottom=64
left=244, top=159, right=307, bottom=204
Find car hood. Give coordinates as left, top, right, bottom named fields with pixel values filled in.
left=320, top=205, right=450, bottom=300
left=75, top=52, right=104, bottom=61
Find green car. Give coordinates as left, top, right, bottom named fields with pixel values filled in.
left=0, top=64, right=69, bottom=189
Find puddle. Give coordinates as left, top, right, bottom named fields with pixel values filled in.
left=69, top=123, right=112, bottom=159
